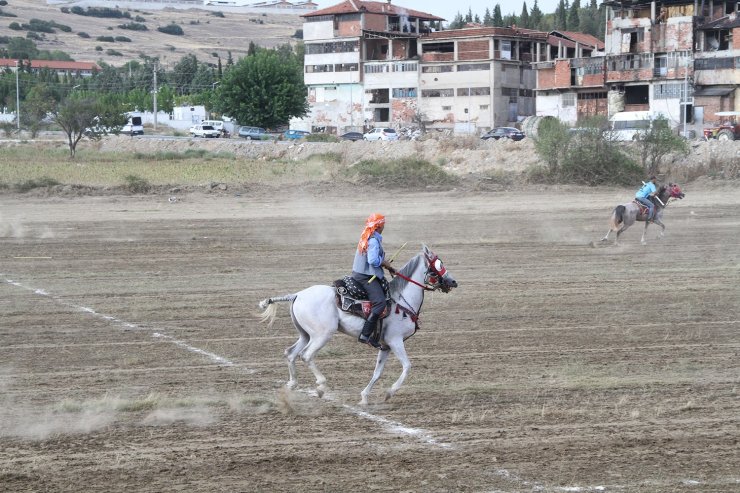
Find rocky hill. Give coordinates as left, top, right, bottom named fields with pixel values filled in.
left=1, top=0, right=303, bottom=66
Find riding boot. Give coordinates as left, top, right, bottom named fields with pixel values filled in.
left=358, top=313, right=382, bottom=349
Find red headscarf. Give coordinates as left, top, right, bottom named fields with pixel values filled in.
left=357, top=213, right=385, bottom=253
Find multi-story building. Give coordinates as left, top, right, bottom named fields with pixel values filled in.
left=298, top=0, right=443, bottom=134
left=418, top=28, right=601, bottom=130
left=535, top=0, right=739, bottom=130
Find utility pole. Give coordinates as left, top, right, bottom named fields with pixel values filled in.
left=153, top=62, right=158, bottom=131
left=15, top=60, right=20, bottom=131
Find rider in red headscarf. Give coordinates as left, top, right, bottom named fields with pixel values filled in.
left=351, top=213, right=396, bottom=348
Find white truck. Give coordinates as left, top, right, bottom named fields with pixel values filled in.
left=189, top=123, right=221, bottom=138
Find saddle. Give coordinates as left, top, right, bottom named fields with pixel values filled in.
left=632, top=199, right=651, bottom=217
left=332, top=276, right=391, bottom=320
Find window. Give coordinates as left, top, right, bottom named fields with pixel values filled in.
left=392, top=88, right=417, bottom=98
left=421, top=89, right=454, bottom=97
left=334, top=63, right=358, bottom=72
left=394, top=62, right=418, bottom=72
left=422, top=65, right=454, bottom=73
left=457, top=87, right=491, bottom=96
left=366, top=88, right=390, bottom=104
left=365, top=64, right=390, bottom=74
left=562, top=93, right=576, bottom=107
left=305, top=64, right=333, bottom=73
left=479, top=104, right=489, bottom=110
left=305, top=15, right=333, bottom=22
left=422, top=42, right=454, bottom=53
left=305, top=40, right=359, bottom=54
left=501, top=87, right=518, bottom=96
left=442, top=105, right=452, bottom=110
left=458, top=63, right=489, bottom=71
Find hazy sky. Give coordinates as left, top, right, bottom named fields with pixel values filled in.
left=312, top=0, right=563, bottom=24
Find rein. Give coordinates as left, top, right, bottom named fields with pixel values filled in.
left=392, top=270, right=435, bottom=291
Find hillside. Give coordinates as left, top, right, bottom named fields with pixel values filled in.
left=1, top=0, right=303, bottom=67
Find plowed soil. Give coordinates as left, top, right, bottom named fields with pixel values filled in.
left=1, top=182, right=738, bottom=492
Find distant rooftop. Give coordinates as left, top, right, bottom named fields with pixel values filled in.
left=302, top=0, right=444, bottom=21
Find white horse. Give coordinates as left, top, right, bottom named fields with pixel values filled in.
left=258, top=244, right=458, bottom=405
left=601, top=183, right=685, bottom=245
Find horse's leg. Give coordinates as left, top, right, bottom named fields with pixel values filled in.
left=601, top=229, right=610, bottom=242
left=300, top=334, right=333, bottom=398
left=384, top=340, right=411, bottom=402
left=653, top=217, right=666, bottom=239
left=615, top=225, right=628, bottom=246
left=641, top=221, right=650, bottom=245
left=284, top=336, right=308, bottom=390
left=359, top=349, right=391, bottom=406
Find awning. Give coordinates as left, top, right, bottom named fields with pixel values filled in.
left=693, top=86, right=736, bottom=97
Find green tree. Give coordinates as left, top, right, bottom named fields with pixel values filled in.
left=171, top=53, right=198, bottom=95
left=20, top=83, right=56, bottom=137
left=483, top=8, right=492, bottom=26
left=520, top=2, right=530, bottom=28
left=555, top=0, right=567, bottom=30
left=567, top=0, right=580, bottom=32
left=530, top=0, right=543, bottom=29
left=7, top=37, right=39, bottom=59
left=493, top=4, right=503, bottom=27
left=448, top=12, right=465, bottom=29
left=213, top=48, right=307, bottom=129
left=635, top=116, right=690, bottom=174
left=51, top=96, right=124, bottom=157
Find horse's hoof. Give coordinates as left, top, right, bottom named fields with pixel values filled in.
left=286, top=381, right=296, bottom=390
left=317, top=387, right=325, bottom=398
left=384, top=391, right=394, bottom=402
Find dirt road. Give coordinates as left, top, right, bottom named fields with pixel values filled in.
left=1, top=183, right=738, bottom=492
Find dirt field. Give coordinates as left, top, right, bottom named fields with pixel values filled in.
left=1, top=182, right=738, bottom=492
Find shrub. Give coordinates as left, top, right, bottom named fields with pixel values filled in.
left=343, top=157, right=459, bottom=189
left=119, top=22, right=147, bottom=31
left=0, top=0, right=8, bottom=5
left=26, top=32, right=43, bottom=41
left=634, top=116, right=690, bottom=174
left=305, top=133, right=339, bottom=143
left=78, top=31, right=90, bottom=38
left=211, top=11, right=225, bottom=18
left=95, top=46, right=103, bottom=51
left=157, top=24, right=183, bottom=35
left=292, top=29, right=303, bottom=39
left=114, top=36, right=131, bottom=42
left=15, top=177, right=60, bottom=192
left=0, top=9, right=17, bottom=17
left=106, top=49, right=123, bottom=56
left=134, top=15, right=146, bottom=22
left=123, top=174, right=151, bottom=193
left=8, top=21, right=21, bottom=30
left=533, top=116, right=570, bottom=174
left=96, top=35, right=115, bottom=42
left=60, top=6, right=69, bottom=13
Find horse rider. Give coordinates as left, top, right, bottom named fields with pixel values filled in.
left=636, top=175, right=658, bottom=221
left=352, top=213, right=396, bottom=349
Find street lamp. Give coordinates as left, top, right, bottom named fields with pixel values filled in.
left=15, top=60, right=19, bottom=131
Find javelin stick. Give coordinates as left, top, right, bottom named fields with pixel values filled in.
left=368, top=241, right=407, bottom=284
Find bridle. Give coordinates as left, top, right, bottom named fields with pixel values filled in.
left=392, top=253, right=450, bottom=292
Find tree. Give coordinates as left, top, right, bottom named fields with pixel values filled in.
left=448, top=12, right=465, bottom=29
left=555, top=0, right=568, bottom=30
left=483, top=8, right=492, bottom=26
left=52, top=96, right=124, bottom=158
left=21, top=83, right=56, bottom=137
left=493, top=4, right=504, bottom=27
left=213, top=48, right=307, bottom=129
left=465, top=7, right=473, bottom=23
left=635, top=116, right=690, bottom=174
left=171, top=54, right=198, bottom=95
left=530, top=0, right=543, bottom=30
left=520, top=2, right=530, bottom=28
left=567, top=0, right=581, bottom=32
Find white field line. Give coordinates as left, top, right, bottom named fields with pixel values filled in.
left=3, top=277, right=449, bottom=449
left=8, top=276, right=716, bottom=491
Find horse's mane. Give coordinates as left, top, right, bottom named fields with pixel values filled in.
left=388, top=253, right=423, bottom=296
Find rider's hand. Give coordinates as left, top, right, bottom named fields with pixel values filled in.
left=387, top=265, right=397, bottom=276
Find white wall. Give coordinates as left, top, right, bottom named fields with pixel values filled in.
left=536, top=92, right=578, bottom=124
left=303, top=20, right=334, bottom=41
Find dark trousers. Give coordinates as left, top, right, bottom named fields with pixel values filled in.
left=351, top=272, right=385, bottom=315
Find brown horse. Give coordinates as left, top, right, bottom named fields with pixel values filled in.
left=601, top=183, right=685, bottom=245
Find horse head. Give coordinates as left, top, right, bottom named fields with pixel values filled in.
left=422, top=244, right=458, bottom=293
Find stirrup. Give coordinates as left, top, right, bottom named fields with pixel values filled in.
left=358, top=334, right=382, bottom=349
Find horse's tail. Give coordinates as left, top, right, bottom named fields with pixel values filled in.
left=610, top=205, right=626, bottom=231
left=257, top=294, right=297, bottom=328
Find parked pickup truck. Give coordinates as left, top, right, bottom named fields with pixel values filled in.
left=190, top=124, right=221, bottom=138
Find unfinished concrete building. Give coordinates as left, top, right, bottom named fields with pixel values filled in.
left=535, top=0, right=739, bottom=131
left=416, top=27, right=558, bottom=131
left=296, top=0, right=443, bottom=134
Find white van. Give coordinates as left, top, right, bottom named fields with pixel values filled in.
left=201, top=120, right=224, bottom=133
left=122, top=113, right=144, bottom=135
left=608, top=111, right=652, bottom=141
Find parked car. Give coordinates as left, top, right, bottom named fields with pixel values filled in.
left=121, top=114, right=144, bottom=135
left=190, top=124, right=221, bottom=138
left=339, top=131, right=364, bottom=141
left=702, top=111, right=740, bottom=141
left=481, top=127, right=525, bottom=141
left=363, top=128, right=398, bottom=141
left=238, top=126, right=269, bottom=140
left=201, top=120, right=228, bottom=137
left=283, top=129, right=311, bottom=140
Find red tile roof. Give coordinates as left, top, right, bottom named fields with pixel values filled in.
left=0, top=58, right=100, bottom=71
left=303, top=0, right=444, bottom=21
left=553, top=31, right=605, bottom=50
